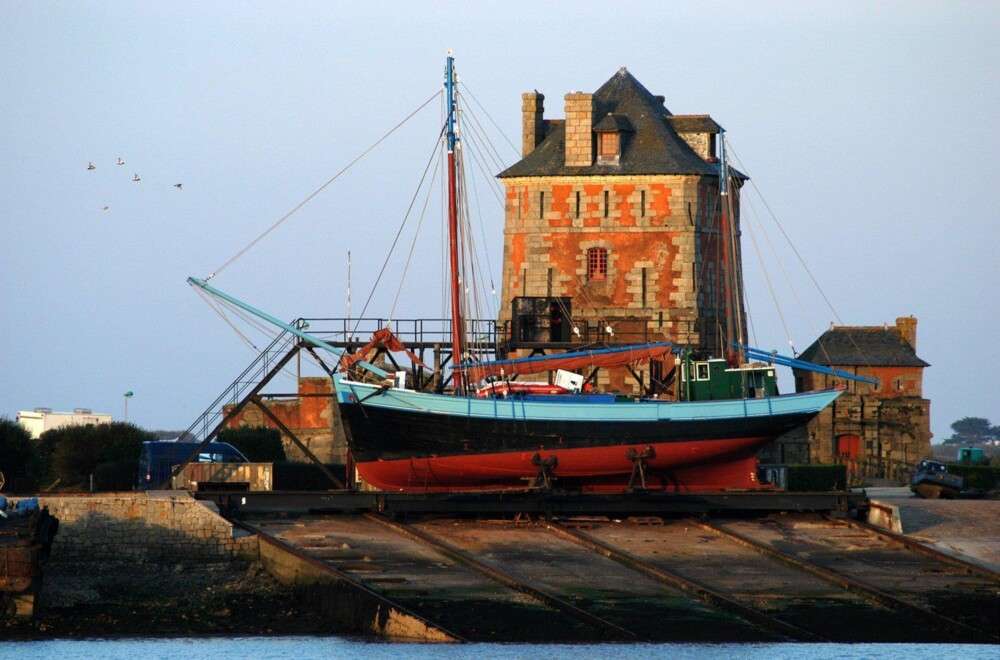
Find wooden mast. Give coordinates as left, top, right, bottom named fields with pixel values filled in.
left=445, top=53, right=465, bottom=392
left=718, top=130, right=741, bottom=366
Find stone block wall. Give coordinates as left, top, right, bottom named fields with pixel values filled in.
left=17, top=493, right=258, bottom=563
left=564, top=93, right=595, bottom=166
left=521, top=92, right=545, bottom=157
left=224, top=376, right=344, bottom=463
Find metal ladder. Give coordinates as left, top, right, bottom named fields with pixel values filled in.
left=179, top=325, right=300, bottom=445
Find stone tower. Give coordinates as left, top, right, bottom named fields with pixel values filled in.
left=497, top=68, right=743, bottom=393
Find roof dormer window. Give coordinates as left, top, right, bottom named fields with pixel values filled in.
left=593, top=113, right=632, bottom=165
left=598, top=132, right=620, bottom=161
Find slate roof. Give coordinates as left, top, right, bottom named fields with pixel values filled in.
left=593, top=113, right=633, bottom=133
left=498, top=68, right=719, bottom=178
left=668, top=115, right=722, bottom=133
left=798, top=327, right=929, bottom=368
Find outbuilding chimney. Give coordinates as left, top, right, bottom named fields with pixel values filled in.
left=896, top=316, right=917, bottom=349
left=564, top=92, right=595, bottom=167
left=521, top=91, right=545, bottom=157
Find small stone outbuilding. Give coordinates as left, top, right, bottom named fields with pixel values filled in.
left=788, top=316, right=931, bottom=469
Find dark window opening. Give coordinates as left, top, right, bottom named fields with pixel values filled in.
left=641, top=267, right=648, bottom=307
left=603, top=190, right=609, bottom=218
left=538, top=190, right=544, bottom=219
left=587, top=247, right=607, bottom=281
left=575, top=190, right=581, bottom=218
left=640, top=189, right=646, bottom=217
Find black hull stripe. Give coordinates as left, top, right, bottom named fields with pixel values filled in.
left=340, top=403, right=815, bottom=462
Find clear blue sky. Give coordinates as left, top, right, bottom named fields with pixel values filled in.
left=1, top=1, right=997, bottom=442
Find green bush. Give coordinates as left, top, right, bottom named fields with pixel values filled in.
left=218, top=426, right=286, bottom=462
left=947, top=465, right=1000, bottom=491
left=94, top=460, right=139, bottom=491
left=42, top=422, right=155, bottom=489
left=0, top=417, right=42, bottom=492
left=786, top=464, right=848, bottom=492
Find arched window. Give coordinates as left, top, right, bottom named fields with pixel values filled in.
left=587, top=247, right=607, bottom=281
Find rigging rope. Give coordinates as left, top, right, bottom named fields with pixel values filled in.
left=206, top=90, right=442, bottom=281
left=458, top=81, right=520, bottom=157
left=726, top=139, right=876, bottom=377
left=389, top=138, right=445, bottom=321
left=341, top=121, right=449, bottom=369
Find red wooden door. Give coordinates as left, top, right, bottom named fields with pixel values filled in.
left=836, top=434, right=861, bottom=460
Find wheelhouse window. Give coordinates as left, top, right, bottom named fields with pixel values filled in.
left=587, top=247, right=607, bottom=281
left=695, top=362, right=710, bottom=381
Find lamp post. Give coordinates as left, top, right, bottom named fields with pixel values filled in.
left=123, top=390, right=134, bottom=422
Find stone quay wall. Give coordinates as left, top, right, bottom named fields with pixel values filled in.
left=14, top=492, right=257, bottom=563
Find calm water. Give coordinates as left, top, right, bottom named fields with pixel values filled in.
left=1, top=638, right=996, bottom=660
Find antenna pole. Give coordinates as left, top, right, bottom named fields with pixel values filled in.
left=445, top=52, right=465, bottom=393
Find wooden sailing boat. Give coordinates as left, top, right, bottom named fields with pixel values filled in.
left=189, top=54, right=875, bottom=493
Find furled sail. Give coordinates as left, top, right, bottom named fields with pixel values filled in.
left=455, top=342, right=674, bottom=382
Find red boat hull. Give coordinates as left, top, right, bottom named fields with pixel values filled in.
left=355, top=435, right=770, bottom=493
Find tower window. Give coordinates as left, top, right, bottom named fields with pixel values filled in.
left=575, top=190, right=581, bottom=218
left=640, top=189, right=646, bottom=217
left=539, top=190, right=544, bottom=219
left=603, top=190, right=609, bottom=218
left=587, top=247, right=608, bottom=281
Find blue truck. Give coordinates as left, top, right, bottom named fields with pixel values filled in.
left=137, top=440, right=248, bottom=490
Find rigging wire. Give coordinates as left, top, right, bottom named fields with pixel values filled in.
left=457, top=81, right=520, bottom=157
left=389, top=138, right=445, bottom=321
left=742, top=206, right=792, bottom=352
left=342, top=121, right=449, bottom=367
left=726, top=139, right=876, bottom=374
left=207, top=90, right=442, bottom=281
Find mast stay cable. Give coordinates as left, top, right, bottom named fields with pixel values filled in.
left=206, top=90, right=442, bottom=281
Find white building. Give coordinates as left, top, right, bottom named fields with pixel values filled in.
left=16, top=408, right=112, bottom=439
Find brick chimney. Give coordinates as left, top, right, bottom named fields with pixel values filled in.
left=896, top=315, right=917, bottom=349
left=521, top=91, right=545, bottom=157
left=564, top=92, right=595, bottom=167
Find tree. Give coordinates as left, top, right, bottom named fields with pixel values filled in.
left=943, top=417, right=997, bottom=445
left=0, top=417, right=42, bottom=491
left=43, top=422, right=156, bottom=489
left=218, top=426, right=286, bottom=462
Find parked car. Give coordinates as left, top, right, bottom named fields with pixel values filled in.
left=137, top=440, right=248, bottom=490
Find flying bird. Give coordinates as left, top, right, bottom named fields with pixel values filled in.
left=87, top=162, right=96, bottom=170
left=173, top=183, right=183, bottom=190
left=132, top=173, right=141, bottom=183
left=102, top=205, right=110, bottom=212
left=116, top=157, right=125, bottom=166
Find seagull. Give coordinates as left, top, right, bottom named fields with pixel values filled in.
left=173, top=183, right=183, bottom=190
left=87, top=162, right=96, bottom=170
left=116, top=157, right=125, bottom=166
left=132, top=173, right=141, bottom=183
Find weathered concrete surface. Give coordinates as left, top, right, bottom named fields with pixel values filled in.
left=252, top=516, right=607, bottom=642
left=868, top=488, right=1000, bottom=572
left=254, top=526, right=457, bottom=642
left=413, top=518, right=768, bottom=642
left=578, top=518, right=911, bottom=642
left=721, top=514, right=999, bottom=639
